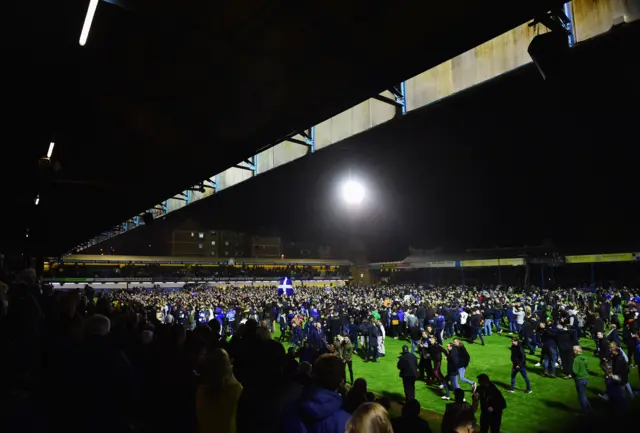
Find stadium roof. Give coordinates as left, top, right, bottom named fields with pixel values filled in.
left=76, top=20, right=640, bottom=262
left=5, top=0, right=566, bottom=257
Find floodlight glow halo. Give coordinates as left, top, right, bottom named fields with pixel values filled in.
left=341, top=180, right=365, bottom=205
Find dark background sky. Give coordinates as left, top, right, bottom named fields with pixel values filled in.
left=98, top=28, right=640, bottom=262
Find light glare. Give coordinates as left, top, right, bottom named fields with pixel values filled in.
left=79, top=0, right=100, bottom=46
left=46, top=141, right=55, bottom=158
left=342, top=180, right=365, bottom=204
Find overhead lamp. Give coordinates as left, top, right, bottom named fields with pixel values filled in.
left=79, top=0, right=100, bottom=46
left=46, top=141, right=55, bottom=158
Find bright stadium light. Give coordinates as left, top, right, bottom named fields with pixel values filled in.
left=341, top=180, right=365, bottom=205
left=79, top=0, right=100, bottom=46
left=46, top=141, right=55, bottom=158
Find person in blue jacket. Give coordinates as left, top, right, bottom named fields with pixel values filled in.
left=291, top=322, right=304, bottom=349
left=283, top=354, right=350, bottom=433
left=635, top=336, right=640, bottom=383
left=493, top=306, right=503, bottom=333
left=506, top=306, right=516, bottom=334
left=304, top=316, right=315, bottom=337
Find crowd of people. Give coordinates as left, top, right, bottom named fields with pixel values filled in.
left=43, top=264, right=349, bottom=280
left=1, top=268, right=639, bottom=433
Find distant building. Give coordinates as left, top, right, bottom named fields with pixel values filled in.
left=167, top=218, right=247, bottom=257
left=251, top=236, right=281, bottom=258
left=282, top=240, right=335, bottom=260
left=81, top=217, right=336, bottom=259
left=220, top=230, right=249, bottom=258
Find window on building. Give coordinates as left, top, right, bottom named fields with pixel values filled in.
left=198, top=232, right=204, bottom=239
left=224, top=241, right=229, bottom=246
left=211, top=231, right=216, bottom=235
left=211, top=252, right=216, bottom=256
left=190, top=232, right=194, bottom=237
left=198, top=244, right=203, bottom=249
left=224, top=251, right=229, bottom=256
left=211, top=241, right=216, bottom=246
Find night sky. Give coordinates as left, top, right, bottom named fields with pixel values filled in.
left=114, top=40, right=639, bottom=262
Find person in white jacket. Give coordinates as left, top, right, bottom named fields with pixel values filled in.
left=377, top=321, right=386, bottom=356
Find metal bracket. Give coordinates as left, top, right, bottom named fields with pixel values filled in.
left=206, top=175, right=219, bottom=192
left=173, top=192, right=188, bottom=201
left=529, top=7, right=572, bottom=37
left=235, top=156, right=258, bottom=176
left=372, top=83, right=407, bottom=117
left=562, top=2, right=576, bottom=47
left=284, top=127, right=316, bottom=153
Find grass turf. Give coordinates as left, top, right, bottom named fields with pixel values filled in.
left=275, top=328, right=640, bottom=433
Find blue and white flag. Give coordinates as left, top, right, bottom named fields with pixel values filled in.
left=278, top=277, right=294, bottom=296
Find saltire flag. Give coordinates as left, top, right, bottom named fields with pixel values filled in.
left=278, top=277, right=294, bottom=296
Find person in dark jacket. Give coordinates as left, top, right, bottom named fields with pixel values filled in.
left=622, top=322, right=636, bottom=368
left=606, top=344, right=629, bottom=409
left=391, top=398, right=433, bottom=433
left=397, top=345, right=419, bottom=402
left=507, top=339, right=531, bottom=393
left=454, top=339, right=475, bottom=389
left=367, top=321, right=379, bottom=362
left=343, top=378, right=372, bottom=414
left=409, top=323, right=422, bottom=355
left=540, top=325, right=558, bottom=377
left=555, top=324, right=574, bottom=378
left=347, top=318, right=358, bottom=352
left=592, top=313, right=605, bottom=349
left=428, top=336, right=447, bottom=386
left=472, top=374, right=506, bottom=433
left=595, top=332, right=611, bottom=372
left=493, top=307, right=503, bottom=334
left=441, top=389, right=473, bottom=433
left=418, top=332, right=434, bottom=381
left=283, top=354, right=350, bottom=433
left=606, top=323, right=621, bottom=347
left=443, top=342, right=460, bottom=400
left=470, top=311, right=485, bottom=346
left=59, top=314, right=139, bottom=433
left=520, top=318, right=536, bottom=355
left=304, top=317, right=315, bottom=338
left=308, top=323, right=326, bottom=356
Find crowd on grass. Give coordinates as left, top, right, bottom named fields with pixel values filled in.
left=1, top=268, right=639, bottom=433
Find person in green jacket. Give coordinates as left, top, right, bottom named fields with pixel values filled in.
left=572, top=346, right=593, bottom=413
left=336, top=336, right=354, bottom=385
